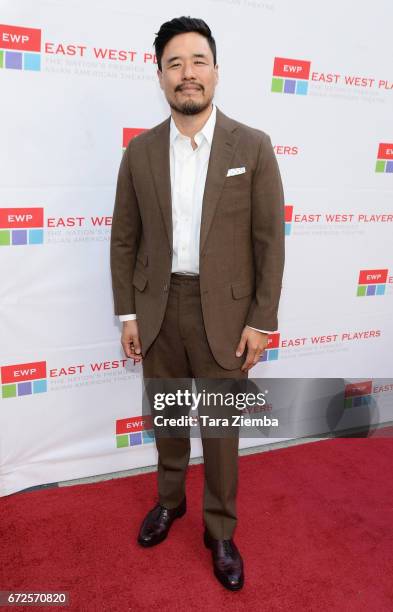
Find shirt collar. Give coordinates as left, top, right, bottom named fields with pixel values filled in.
left=170, top=103, right=216, bottom=148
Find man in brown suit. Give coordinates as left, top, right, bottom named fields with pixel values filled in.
left=110, top=16, right=285, bottom=591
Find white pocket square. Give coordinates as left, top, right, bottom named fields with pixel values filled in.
left=226, top=167, right=246, bottom=177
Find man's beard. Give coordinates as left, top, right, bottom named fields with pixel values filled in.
left=169, top=94, right=212, bottom=116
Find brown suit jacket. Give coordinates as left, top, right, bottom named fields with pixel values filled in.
left=110, top=107, right=285, bottom=370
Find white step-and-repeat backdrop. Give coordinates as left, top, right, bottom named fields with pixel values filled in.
left=1, top=0, right=392, bottom=496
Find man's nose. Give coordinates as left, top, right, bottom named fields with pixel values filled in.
left=181, top=62, right=196, bottom=79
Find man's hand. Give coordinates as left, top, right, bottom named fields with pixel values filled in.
left=236, top=327, right=269, bottom=372
left=121, top=320, right=142, bottom=362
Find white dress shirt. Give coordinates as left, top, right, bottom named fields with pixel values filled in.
left=119, top=105, right=271, bottom=334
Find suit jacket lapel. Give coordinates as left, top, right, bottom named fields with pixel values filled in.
left=146, top=117, right=172, bottom=250
left=146, top=108, right=238, bottom=256
left=199, top=108, right=238, bottom=256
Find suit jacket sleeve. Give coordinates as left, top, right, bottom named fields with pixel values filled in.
left=110, top=144, right=142, bottom=315
left=246, top=133, right=285, bottom=331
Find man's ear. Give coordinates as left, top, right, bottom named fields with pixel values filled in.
left=157, top=68, right=163, bottom=90
left=214, top=64, right=219, bottom=86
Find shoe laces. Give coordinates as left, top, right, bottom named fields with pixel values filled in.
left=222, top=539, right=234, bottom=556
left=156, top=504, right=169, bottom=519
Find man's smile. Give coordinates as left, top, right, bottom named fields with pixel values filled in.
left=177, top=85, right=203, bottom=92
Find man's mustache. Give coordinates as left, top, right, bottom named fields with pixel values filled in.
left=175, top=83, right=204, bottom=92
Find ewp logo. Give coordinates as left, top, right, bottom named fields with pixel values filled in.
left=285, top=205, right=293, bottom=236
left=0, top=208, right=44, bottom=246
left=122, top=128, right=148, bottom=153
left=271, top=57, right=311, bottom=95
left=260, top=333, right=280, bottom=362
left=116, top=415, right=154, bottom=448
left=357, top=269, right=388, bottom=297
left=1, top=361, right=47, bottom=399
left=344, top=381, right=372, bottom=408
left=0, top=24, right=41, bottom=71
left=375, top=143, right=393, bottom=173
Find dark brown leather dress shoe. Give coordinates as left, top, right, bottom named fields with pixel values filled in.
left=204, top=528, right=244, bottom=591
left=137, top=497, right=186, bottom=547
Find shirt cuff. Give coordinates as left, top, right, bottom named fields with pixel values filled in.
left=119, top=314, right=137, bottom=322
left=246, top=325, right=273, bottom=334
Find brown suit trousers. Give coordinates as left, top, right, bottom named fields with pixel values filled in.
left=143, top=273, right=246, bottom=540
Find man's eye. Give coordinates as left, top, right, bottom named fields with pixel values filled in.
left=170, top=63, right=180, bottom=68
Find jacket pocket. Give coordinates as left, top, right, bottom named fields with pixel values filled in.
left=231, top=281, right=254, bottom=299
left=132, top=269, right=147, bottom=292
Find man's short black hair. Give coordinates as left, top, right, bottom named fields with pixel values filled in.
left=153, top=16, right=217, bottom=71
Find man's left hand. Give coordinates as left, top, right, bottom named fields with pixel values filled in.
left=236, top=327, right=269, bottom=372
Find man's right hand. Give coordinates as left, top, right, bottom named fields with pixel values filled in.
left=121, top=320, right=142, bottom=362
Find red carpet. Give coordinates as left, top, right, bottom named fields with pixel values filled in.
left=1, top=436, right=393, bottom=611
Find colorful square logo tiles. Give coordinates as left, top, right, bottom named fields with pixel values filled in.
left=0, top=24, right=41, bottom=71
left=260, top=333, right=280, bottom=362
left=271, top=57, right=311, bottom=95
left=122, top=128, right=148, bottom=152
left=375, top=143, right=393, bottom=173
left=1, top=361, right=47, bottom=399
left=344, top=381, right=372, bottom=409
left=285, top=205, right=293, bottom=236
left=0, top=208, right=44, bottom=246
left=116, top=415, right=155, bottom=448
left=357, top=269, right=388, bottom=297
